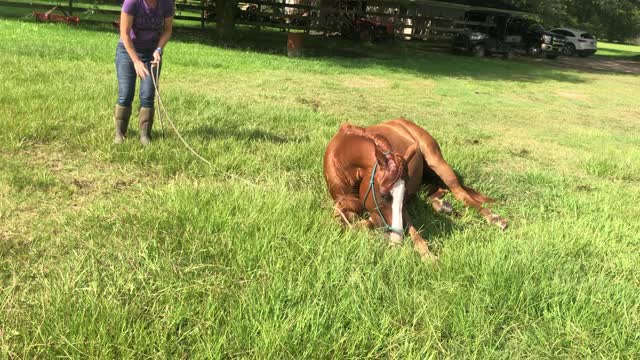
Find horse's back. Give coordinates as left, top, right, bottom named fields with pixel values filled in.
left=324, top=123, right=358, bottom=167
left=373, top=118, right=437, bottom=144
left=365, top=118, right=429, bottom=157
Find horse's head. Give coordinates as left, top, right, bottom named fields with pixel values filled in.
left=370, top=143, right=418, bottom=243
left=375, top=144, right=418, bottom=198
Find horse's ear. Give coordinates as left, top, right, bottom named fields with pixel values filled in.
left=403, top=143, right=418, bottom=164
left=374, top=149, right=388, bottom=167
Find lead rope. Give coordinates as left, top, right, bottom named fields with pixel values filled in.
left=149, top=62, right=212, bottom=167
left=153, top=64, right=166, bottom=139
left=147, top=62, right=262, bottom=188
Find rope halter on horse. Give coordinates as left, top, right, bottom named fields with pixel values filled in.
left=362, top=156, right=404, bottom=236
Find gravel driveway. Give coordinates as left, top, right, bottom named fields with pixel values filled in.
left=523, top=54, right=640, bottom=75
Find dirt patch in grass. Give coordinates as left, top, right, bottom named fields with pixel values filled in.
left=524, top=55, right=640, bottom=75
left=0, top=144, right=156, bottom=243
left=575, top=184, right=595, bottom=192
left=296, top=97, right=321, bottom=112
left=557, top=91, right=589, bottom=100
left=343, top=76, right=390, bottom=89
left=509, top=148, right=531, bottom=158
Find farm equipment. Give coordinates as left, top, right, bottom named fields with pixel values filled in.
left=33, top=6, right=80, bottom=25
left=325, top=0, right=393, bottom=42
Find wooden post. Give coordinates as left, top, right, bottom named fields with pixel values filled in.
left=68, top=0, right=73, bottom=15
left=257, top=2, right=261, bottom=30
left=306, top=12, right=310, bottom=34
left=281, top=0, right=286, bottom=32
left=201, top=0, right=205, bottom=29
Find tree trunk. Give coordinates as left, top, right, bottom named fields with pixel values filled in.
left=215, top=0, right=237, bottom=41
left=319, top=0, right=336, bottom=31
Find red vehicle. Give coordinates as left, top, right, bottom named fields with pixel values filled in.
left=346, top=17, right=394, bottom=42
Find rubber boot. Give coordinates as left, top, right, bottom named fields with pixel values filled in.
left=113, top=104, right=131, bottom=144
left=139, top=107, right=154, bottom=146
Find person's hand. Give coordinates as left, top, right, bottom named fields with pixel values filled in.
left=134, top=60, right=149, bottom=80
left=152, top=49, right=162, bottom=66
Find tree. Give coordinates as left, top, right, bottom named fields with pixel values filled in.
left=215, top=0, right=239, bottom=40
left=486, top=0, right=640, bottom=41
left=571, top=0, right=640, bottom=41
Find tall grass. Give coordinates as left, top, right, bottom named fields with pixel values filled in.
left=1, top=19, right=640, bottom=358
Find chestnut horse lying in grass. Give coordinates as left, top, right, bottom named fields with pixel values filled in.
left=323, top=118, right=507, bottom=261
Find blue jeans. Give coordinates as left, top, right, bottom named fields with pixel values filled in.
left=115, top=42, right=161, bottom=108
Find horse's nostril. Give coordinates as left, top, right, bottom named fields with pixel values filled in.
left=380, top=192, right=392, bottom=200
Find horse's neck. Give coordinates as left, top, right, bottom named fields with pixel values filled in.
left=345, top=134, right=378, bottom=177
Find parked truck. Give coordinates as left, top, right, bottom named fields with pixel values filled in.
left=452, top=10, right=565, bottom=60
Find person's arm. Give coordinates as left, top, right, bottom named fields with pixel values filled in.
left=120, top=11, right=149, bottom=79
left=153, top=16, right=173, bottom=64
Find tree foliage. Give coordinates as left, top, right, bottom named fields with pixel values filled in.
left=487, top=0, right=640, bottom=41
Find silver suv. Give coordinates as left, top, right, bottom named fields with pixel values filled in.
left=550, top=28, right=598, bottom=57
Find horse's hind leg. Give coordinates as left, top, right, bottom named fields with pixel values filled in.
left=431, top=161, right=507, bottom=230
left=396, top=120, right=507, bottom=230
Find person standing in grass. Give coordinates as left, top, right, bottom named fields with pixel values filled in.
left=113, top=0, right=174, bottom=145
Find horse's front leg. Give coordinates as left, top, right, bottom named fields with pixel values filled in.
left=403, top=209, right=437, bottom=262
left=333, top=196, right=364, bottom=228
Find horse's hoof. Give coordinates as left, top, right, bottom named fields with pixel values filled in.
left=388, top=237, right=403, bottom=247
left=421, top=252, right=438, bottom=264
left=416, top=244, right=438, bottom=263
left=491, top=217, right=508, bottom=231
left=440, top=201, right=453, bottom=214
left=432, top=200, right=453, bottom=214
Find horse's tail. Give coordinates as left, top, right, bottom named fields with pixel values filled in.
left=462, top=185, right=496, bottom=204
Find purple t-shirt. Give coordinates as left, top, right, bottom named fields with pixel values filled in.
left=120, top=0, right=174, bottom=50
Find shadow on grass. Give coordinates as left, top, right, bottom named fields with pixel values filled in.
left=0, top=14, right=590, bottom=84
left=597, top=47, right=640, bottom=57
left=406, top=190, right=456, bottom=253
left=406, top=167, right=506, bottom=252
left=173, top=26, right=589, bottom=84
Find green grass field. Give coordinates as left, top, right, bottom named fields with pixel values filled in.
left=1, top=18, right=640, bottom=358
left=597, top=41, right=640, bottom=59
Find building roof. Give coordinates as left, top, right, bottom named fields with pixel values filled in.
left=369, top=0, right=533, bottom=16
left=445, top=0, right=520, bottom=10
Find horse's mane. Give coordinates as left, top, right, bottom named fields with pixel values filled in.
left=340, top=124, right=405, bottom=193
left=340, top=124, right=393, bottom=155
